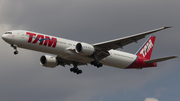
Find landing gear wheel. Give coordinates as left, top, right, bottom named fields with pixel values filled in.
left=70, top=68, right=74, bottom=72
left=14, top=51, right=19, bottom=55
left=99, top=63, right=103, bottom=67
left=90, top=61, right=94, bottom=65
left=78, top=70, right=82, bottom=74
left=96, top=63, right=103, bottom=68
left=76, top=70, right=82, bottom=74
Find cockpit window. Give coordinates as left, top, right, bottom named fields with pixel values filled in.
left=5, top=32, right=12, bottom=34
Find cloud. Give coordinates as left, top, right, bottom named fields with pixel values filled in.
left=0, top=0, right=179, bottom=101
left=145, top=98, right=159, bottom=101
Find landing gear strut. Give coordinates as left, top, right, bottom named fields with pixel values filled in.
left=70, top=63, right=82, bottom=74
left=11, top=44, right=19, bottom=55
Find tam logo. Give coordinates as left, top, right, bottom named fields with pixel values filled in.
left=140, top=39, right=153, bottom=57
left=26, top=32, right=57, bottom=48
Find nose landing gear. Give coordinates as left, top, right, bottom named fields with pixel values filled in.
left=11, top=44, right=19, bottom=55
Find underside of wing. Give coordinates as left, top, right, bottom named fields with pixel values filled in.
left=56, top=56, right=87, bottom=67
left=93, top=26, right=172, bottom=50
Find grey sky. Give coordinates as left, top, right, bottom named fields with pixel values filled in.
left=0, top=0, right=179, bottom=101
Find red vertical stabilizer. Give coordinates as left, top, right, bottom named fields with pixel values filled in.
left=136, top=36, right=156, bottom=60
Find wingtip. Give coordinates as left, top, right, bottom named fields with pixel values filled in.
left=164, top=26, right=172, bottom=29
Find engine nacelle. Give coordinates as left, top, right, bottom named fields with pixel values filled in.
left=75, top=42, right=95, bottom=56
left=40, top=55, right=58, bottom=68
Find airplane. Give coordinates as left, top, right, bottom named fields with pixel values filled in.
left=1, top=26, right=177, bottom=74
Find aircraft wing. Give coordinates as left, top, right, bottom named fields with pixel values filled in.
left=93, top=26, right=171, bottom=50
left=56, top=56, right=87, bottom=67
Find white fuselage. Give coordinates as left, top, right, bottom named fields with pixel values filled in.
left=2, top=30, right=137, bottom=69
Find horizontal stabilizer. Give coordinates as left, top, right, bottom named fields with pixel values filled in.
left=144, top=56, right=178, bottom=63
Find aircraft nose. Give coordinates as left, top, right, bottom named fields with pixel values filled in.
left=1, top=34, right=12, bottom=43
left=1, top=34, right=6, bottom=40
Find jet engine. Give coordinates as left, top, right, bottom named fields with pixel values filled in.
left=40, top=55, right=58, bottom=68
left=75, top=42, right=95, bottom=56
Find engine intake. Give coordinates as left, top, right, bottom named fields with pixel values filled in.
left=75, top=43, right=95, bottom=56
left=40, top=55, right=58, bottom=68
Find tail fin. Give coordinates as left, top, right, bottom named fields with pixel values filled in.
left=136, top=36, right=156, bottom=60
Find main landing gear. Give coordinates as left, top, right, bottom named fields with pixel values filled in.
left=11, top=44, right=19, bottom=55
left=70, top=63, right=82, bottom=75
left=90, top=60, right=103, bottom=68
left=90, top=54, right=103, bottom=68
